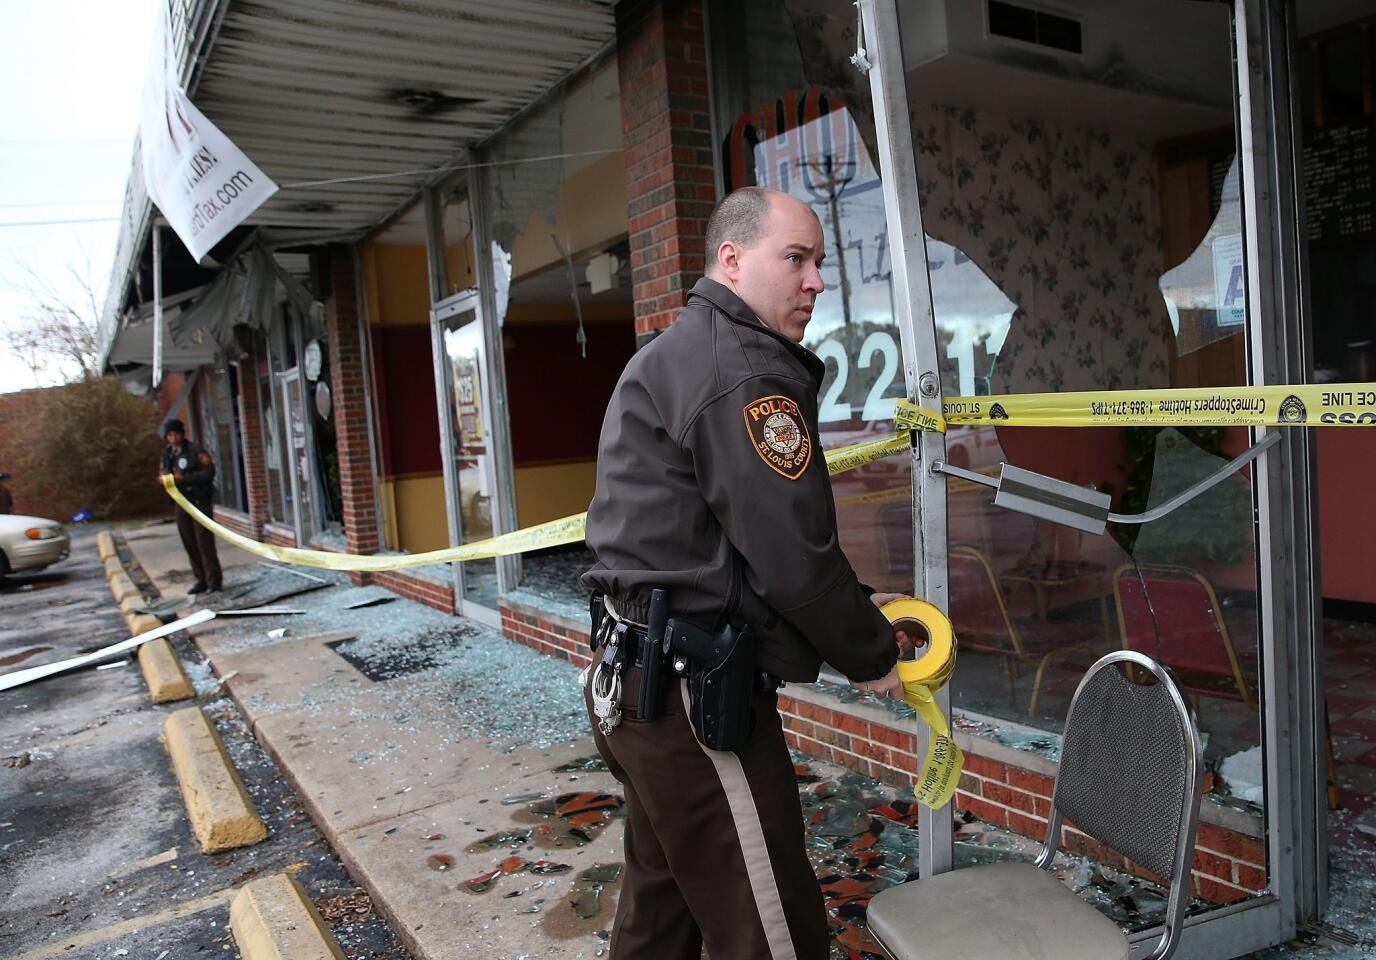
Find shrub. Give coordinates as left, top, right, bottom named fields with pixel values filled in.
left=18, top=377, right=166, bottom=520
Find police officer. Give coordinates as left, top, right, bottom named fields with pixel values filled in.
left=159, top=419, right=222, bottom=594
left=582, top=187, right=909, bottom=960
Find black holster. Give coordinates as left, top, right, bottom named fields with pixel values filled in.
left=665, top=617, right=756, bottom=752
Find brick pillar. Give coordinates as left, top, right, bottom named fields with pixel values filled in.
left=617, top=0, right=716, bottom=340
left=232, top=358, right=269, bottom=538
left=325, top=246, right=380, bottom=557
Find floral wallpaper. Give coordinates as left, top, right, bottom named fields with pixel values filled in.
left=910, top=102, right=1173, bottom=395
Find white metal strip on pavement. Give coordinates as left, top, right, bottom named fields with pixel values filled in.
left=0, top=609, right=216, bottom=692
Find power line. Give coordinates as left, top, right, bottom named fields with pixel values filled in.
left=0, top=200, right=123, bottom=209
left=0, top=217, right=122, bottom=228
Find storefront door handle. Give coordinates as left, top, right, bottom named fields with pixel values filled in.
left=1105, top=431, right=1280, bottom=525
left=931, top=431, right=1280, bottom=534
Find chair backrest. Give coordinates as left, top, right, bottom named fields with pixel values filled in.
left=1113, top=563, right=1252, bottom=705
left=1040, top=651, right=1203, bottom=960
left=948, top=544, right=1022, bottom=656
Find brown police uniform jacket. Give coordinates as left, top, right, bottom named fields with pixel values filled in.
left=161, top=441, right=216, bottom=503
left=582, top=277, right=898, bottom=684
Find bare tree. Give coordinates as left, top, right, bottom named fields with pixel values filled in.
left=3, top=251, right=102, bottom=384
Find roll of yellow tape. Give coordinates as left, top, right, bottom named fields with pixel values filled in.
left=880, top=598, right=964, bottom=809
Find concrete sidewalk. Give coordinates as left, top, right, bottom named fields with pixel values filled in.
left=118, top=521, right=1376, bottom=960
left=121, top=523, right=625, bottom=960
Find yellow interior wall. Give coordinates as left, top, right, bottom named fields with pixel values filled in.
left=515, top=462, right=598, bottom=527
left=378, top=477, right=400, bottom=553
left=445, top=233, right=477, bottom=297
left=388, top=474, right=450, bottom=554
left=362, top=243, right=431, bottom=327
left=510, top=153, right=628, bottom=280
left=364, top=242, right=446, bottom=554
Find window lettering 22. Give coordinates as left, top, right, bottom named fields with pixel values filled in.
left=816, top=331, right=900, bottom=424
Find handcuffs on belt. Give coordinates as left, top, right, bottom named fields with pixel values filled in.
left=587, top=615, right=628, bottom=736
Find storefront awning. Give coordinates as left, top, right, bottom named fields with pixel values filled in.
left=100, top=0, right=616, bottom=373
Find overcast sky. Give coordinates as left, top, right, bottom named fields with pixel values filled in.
left=0, top=0, right=159, bottom=393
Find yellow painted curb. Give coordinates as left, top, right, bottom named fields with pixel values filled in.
left=230, top=874, right=344, bottom=960
left=125, top=611, right=164, bottom=636
left=118, top=593, right=145, bottom=616
left=109, top=571, right=141, bottom=604
left=96, top=530, right=116, bottom=561
left=165, top=707, right=267, bottom=853
left=104, top=555, right=125, bottom=579
left=139, top=637, right=194, bottom=703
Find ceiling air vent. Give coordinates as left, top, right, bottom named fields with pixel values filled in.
left=987, top=1, right=1083, bottom=55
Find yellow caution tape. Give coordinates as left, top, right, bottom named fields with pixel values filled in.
left=162, top=475, right=587, bottom=571
left=823, top=433, right=911, bottom=474
left=161, top=427, right=914, bottom=572
left=897, top=382, right=1376, bottom=432
left=164, top=381, right=1376, bottom=573
left=881, top=598, right=963, bottom=809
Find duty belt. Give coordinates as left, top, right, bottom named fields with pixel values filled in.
left=586, top=591, right=781, bottom=749
left=586, top=591, right=671, bottom=734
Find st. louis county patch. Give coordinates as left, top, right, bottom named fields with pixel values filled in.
left=742, top=394, right=813, bottom=480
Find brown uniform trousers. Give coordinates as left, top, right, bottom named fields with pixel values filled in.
left=584, top=673, right=829, bottom=960
left=175, top=497, right=222, bottom=590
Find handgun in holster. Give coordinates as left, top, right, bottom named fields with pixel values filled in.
left=664, top=616, right=756, bottom=752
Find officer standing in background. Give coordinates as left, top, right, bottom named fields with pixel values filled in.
left=582, top=186, right=910, bottom=960
left=160, top=419, right=222, bottom=594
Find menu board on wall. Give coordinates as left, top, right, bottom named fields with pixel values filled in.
left=1304, top=121, right=1376, bottom=244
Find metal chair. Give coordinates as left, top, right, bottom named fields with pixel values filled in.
left=865, top=651, right=1204, bottom=960
left=949, top=544, right=1102, bottom=716
left=1112, top=563, right=1255, bottom=709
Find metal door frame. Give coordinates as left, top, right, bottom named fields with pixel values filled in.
left=429, top=289, right=502, bottom=629
left=860, top=0, right=1317, bottom=953
left=275, top=366, right=313, bottom=547
left=422, top=178, right=520, bottom=625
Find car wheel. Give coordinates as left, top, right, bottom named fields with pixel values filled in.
left=0, top=549, right=9, bottom=580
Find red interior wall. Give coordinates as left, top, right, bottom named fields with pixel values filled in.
left=369, top=326, right=441, bottom=478
left=505, top=321, right=635, bottom=466
left=1317, top=429, right=1376, bottom=604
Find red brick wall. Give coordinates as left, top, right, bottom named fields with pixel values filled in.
left=370, top=570, right=453, bottom=614
left=325, top=246, right=380, bottom=556
left=0, top=384, right=169, bottom=521
left=775, top=697, right=1268, bottom=904
left=263, top=524, right=297, bottom=548
left=617, top=0, right=716, bottom=337
left=0, top=388, right=56, bottom=517
left=212, top=508, right=257, bottom=539
left=501, top=603, right=594, bottom=666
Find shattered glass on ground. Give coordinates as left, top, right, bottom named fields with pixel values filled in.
left=188, top=557, right=1374, bottom=959
left=200, top=571, right=588, bottom=751
left=790, top=755, right=1186, bottom=959
left=506, top=545, right=595, bottom=622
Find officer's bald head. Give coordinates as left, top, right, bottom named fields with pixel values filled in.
left=703, top=187, right=825, bottom=342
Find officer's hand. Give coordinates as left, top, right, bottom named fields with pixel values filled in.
left=173, top=469, right=184, bottom=480
left=851, top=666, right=905, bottom=702
left=869, top=593, right=922, bottom=654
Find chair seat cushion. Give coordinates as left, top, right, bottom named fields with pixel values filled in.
left=866, top=861, right=1130, bottom=960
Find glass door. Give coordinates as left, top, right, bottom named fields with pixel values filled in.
left=854, top=0, right=1312, bottom=955
left=277, top=366, right=319, bottom=545
left=431, top=293, right=501, bottom=625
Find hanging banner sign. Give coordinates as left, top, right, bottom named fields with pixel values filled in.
left=139, top=5, right=277, bottom=262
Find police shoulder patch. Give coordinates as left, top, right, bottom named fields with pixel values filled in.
left=743, top=394, right=812, bottom=480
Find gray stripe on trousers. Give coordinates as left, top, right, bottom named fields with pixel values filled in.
left=681, top=682, right=800, bottom=960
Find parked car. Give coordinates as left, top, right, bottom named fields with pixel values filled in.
left=0, top=514, right=71, bottom=578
